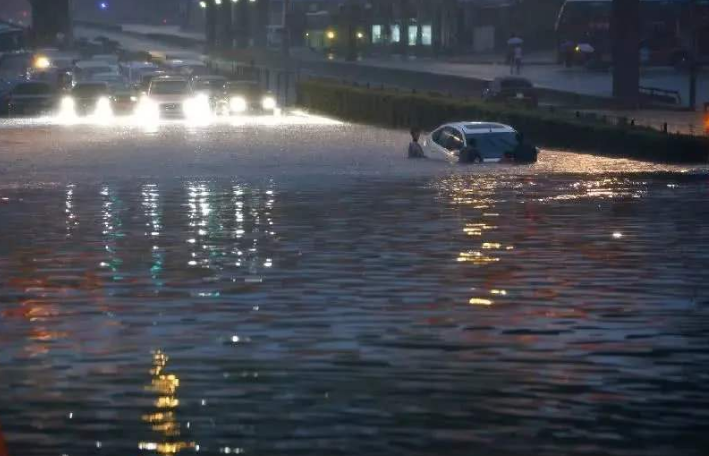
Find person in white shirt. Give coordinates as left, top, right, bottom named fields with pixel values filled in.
left=512, top=46, right=523, bottom=75
left=408, top=127, right=426, bottom=159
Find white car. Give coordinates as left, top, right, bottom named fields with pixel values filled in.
left=422, top=122, right=538, bottom=164
left=137, top=75, right=209, bottom=120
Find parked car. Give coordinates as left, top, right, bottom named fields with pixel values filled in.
left=5, top=81, right=57, bottom=116
left=422, top=122, right=539, bottom=164
left=218, top=80, right=277, bottom=115
left=482, top=76, right=538, bottom=108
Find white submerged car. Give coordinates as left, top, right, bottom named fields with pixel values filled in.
left=423, top=122, right=539, bottom=164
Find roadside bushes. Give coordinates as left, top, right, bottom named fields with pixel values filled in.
left=297, top=80, right=709, bottom=163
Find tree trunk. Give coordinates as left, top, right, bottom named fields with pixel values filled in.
left=612, top=0, right=640, bottom=106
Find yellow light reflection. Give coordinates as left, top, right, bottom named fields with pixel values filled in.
left=469, top=298, right=493, bottom=306
left=457, top=251, right=500, bottom=264
left=141, top=350, right=195, bottom=455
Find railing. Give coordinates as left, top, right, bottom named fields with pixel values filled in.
left=639, top=86, right=682, bottom=105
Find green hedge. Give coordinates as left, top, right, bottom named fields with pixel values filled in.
left=297, top=80, right=709, bottom=163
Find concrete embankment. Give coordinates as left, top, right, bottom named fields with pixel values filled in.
left=297, top=80, right=709, bottom=164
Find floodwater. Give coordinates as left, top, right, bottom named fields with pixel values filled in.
left=0, top=114, right=708, bottom=456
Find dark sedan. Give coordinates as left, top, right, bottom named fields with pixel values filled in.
left=69, top=82, right=111, bottom=116
left=5, top=81, right=57, bottom=116
left=218, top=80, right=277, bottom=115
left=482, top=76, right=538, bottom=108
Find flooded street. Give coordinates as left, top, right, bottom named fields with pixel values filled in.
left=1, top=115, right=708, bottom=456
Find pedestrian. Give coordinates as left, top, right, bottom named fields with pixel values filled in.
left=513, top=45, right=523, bottom=75
left=408, top=127, right=426, bottom=158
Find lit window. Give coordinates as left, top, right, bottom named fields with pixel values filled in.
left=408, top=25, right=418, bottom=46
left=421, top=25, right=432, bottom=46
left=390, top=25, right=400, bottom=43
left=372, top=25, right=382, bottom=44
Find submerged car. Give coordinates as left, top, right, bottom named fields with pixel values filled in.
left=218, top=80, right=277, bottom=115
left=423, top=122, right=539, bottom=164
left=482, top=76, right=538, bottom=108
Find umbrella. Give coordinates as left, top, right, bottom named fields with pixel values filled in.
left=507, top=37, right=524, bottom=46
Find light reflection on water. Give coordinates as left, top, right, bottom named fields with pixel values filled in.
left=0, top=173, right=708, bottom=456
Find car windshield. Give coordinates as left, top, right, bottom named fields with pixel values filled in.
left=226, top=83, right=262, bottom=97
left=151, top=81, right=189, bottom=95
left=466, top=132, right=519, bottom=158
left=95, top=75, right=123, bottom=83
left=13, top=83, right=53, bottom=95
left=72, top=84, right=108, bottom=97
left=500, top=78, right=532, bottom=89
left=193, top=80, right=225, bottom=91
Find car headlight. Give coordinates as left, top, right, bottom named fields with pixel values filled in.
left=60, top=96, right=75, bottom=111
left=230, top=96, right=247, bottom=113
left=184, top=94, right=211, bottom=118
left=136, top=97, right=159, bottom=120
left=94, top=96, right=113, bottom=120
left=261, top=96, right=276, bottom=111
left=59, top=96, right=76, bottom=118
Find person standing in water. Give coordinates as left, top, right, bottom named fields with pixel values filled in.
left=408, top=127, right=426, bottom=158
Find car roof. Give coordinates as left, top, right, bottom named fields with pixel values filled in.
left=152, top=76, right=188, bottom=82
left=74, top=82, right=109, bottom=88
left=192, top=75, right=226, bottom=81
left=92, top=72, right=123, bottom=79
left=75, top=60, right=116, bottom=69
left=446, top=122, right=517, bottom=134
left=167, top=59, right=205, bottom=66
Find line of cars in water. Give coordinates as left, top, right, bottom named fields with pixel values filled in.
left=0, top=47, right=278, bottom=120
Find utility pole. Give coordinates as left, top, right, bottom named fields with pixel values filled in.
left=282, top=0, right=291, bottom=59
left=205, top=0, right=217, bottom=52
left=344, top=0, right=359, bottom=61
left=611, top=0, right=640, bottom=107
left=689, top=0, right=698, bottom=110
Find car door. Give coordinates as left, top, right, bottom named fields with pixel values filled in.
left=442, top=127, right=466, bottom=156
left=423, top=126, right=445, bottom=156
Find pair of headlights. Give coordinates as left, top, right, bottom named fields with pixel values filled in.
left=60, top=96, right=113, bottom=117
left=229, top=96, right=277, bottom=113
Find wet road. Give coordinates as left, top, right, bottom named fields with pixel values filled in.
left=1, top=115, right=709, bottom=456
